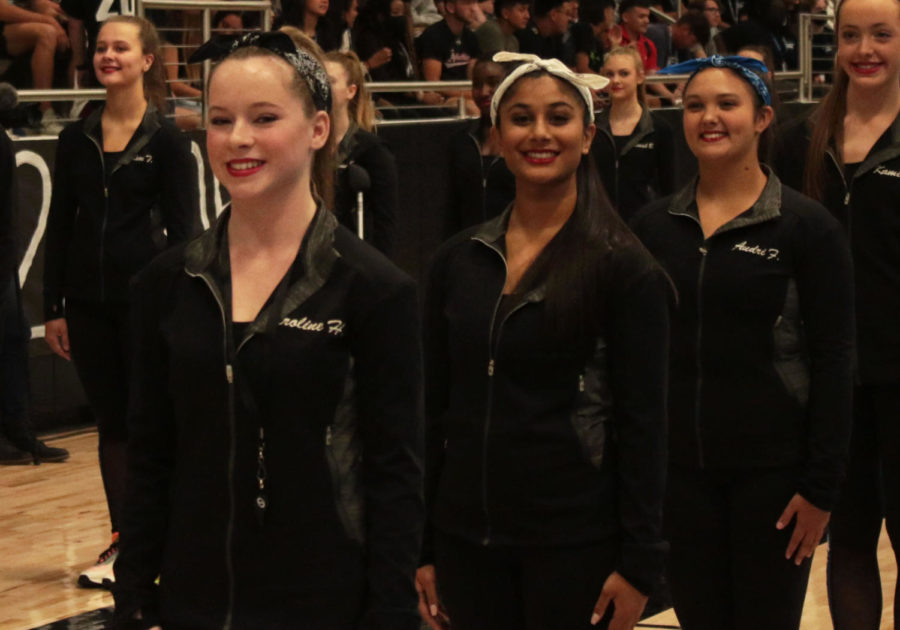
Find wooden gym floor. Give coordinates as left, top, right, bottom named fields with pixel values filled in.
left=0, top=430, right=895, bottom=630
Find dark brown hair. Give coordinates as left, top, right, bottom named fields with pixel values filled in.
left=101, top=15, right=168, bottom=113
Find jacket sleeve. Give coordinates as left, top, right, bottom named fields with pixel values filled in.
left=606, top=250, right=671, bottom=595
left=158, top=125, right=200, bottom=246
left=793, top=207, right=855, bottom=511
left=419, top=244, right=453, bottom=566
left=361, top=139, right=399, bottom=257
left=353, top=275, right=425, bottom=630
left=0, top=130, right=17, bottom=280
left=112, top=261, right=177, bottom=629
left=43, top=129, right=78, bottom=320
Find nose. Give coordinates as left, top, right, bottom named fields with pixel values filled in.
left=229, top=117, right=254, bottom=149
left=859, top=34, right=875, bottom=55
left=532, top=115, right=552, bottom=140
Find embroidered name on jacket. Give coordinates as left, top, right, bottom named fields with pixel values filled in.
left=279, top=316, right=345, bottom=336
left=874, top=165, right=900, bottom=179
left=131, top=154, right=153, bottom=164
left=635, top=142, right=654, bottom=149
left=732, top=241, right=780, bottom=261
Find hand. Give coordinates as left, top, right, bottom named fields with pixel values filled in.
left=777, top=493, right=830, bottom=566
left=49, top=20, right=69, bottom=50
left=415, top=565, right=450, bottom=630
left=591, top=571, right=648, bottom=630
left=33, top=0, right=63, bottom=18
left=44, top=318, right=71, bottom=360
left=608, top=24, right=623, bottom=47
left=419, top=91, right=445, bottom=106
left=367, top=47, right=392, bottom=70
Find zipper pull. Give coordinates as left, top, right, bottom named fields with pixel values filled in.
left=699, top=245, right=708, bottom=255
left=844, top=191, right=850, bottom=206
left=104, top=186, right=108, bottom=198
left=578, top=374, right=585, bottom=392
left=487, top=359, right=495, bottom=376
left=225, top=364, right=233, bottom=383
left=325, top=425, right=333, bottom=446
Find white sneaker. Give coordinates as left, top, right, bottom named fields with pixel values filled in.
left=77, top=534, right=119, bottom=589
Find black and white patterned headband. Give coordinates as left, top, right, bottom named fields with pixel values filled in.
left=189, top=31, right=332, bottom=112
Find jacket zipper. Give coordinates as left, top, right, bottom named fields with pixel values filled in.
left=695, top=242, right=708, bottom=468
left=186, top=269, right=238, bottom=630
left=473, top=237, right=530, bottom=546
left=826, top=150, right=853, bottom=238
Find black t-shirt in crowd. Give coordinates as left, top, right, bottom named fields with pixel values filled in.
left=418, top=19, right=480, bottom=80
left=516, top=23, right=574, bottom=67
left=572, top=21, right=603, bottom=71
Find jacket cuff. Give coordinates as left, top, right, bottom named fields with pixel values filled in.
left=617, top=540, right=668, bottom=596
left=796, top=481, right=838, bottom=512
left=43, top=295, right=65, bottom=321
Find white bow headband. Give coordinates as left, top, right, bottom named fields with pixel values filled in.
left=489, top=52, right=610, bottom=125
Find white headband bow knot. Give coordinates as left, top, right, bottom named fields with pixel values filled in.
left=489, top=52, right=610, bottom=125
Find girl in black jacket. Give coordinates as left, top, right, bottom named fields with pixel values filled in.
left=113, top=32, right=423, bottom=630
left=633, top=56, right=854, bottom=630
left=775, top=0, right=900, bottom=627
left=417, top=52, right=670, bottom=630
left=592, top=46, right=676, bottom=222
left=42, top=15, right=198, bottom=589
left=325, top=50, right=399, bottom=256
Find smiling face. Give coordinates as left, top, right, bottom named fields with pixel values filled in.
left=622, top=6, right=650, bottom=35
left=682, top=67, right=773, bottom=165
left=836, top=0, right=900, bottom=90
left=602, top=53, right=643, bottom=103
left=94, top=22, right=153, bottom=90
left=206, top=55, right=330, bottom=206
left=493, top=74, right=595, bottom=187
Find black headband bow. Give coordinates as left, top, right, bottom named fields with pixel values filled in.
left=189, top=31, right=332, bottom=112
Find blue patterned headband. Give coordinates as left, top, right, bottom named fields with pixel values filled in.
left=657, top=55, right=771, bottom=106
left=189, top=31, right=332, bottom=112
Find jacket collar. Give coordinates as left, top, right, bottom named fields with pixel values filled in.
left=816, top=111, right=900, bottom=181
left=596, top=106, right=655, bottom=155
left=470, top=206, right=547, bottom=303
left=668, top=165, right=782, bottom=234
left=184, top=202, right=341, bottom=334
left=82, top=102, right=162, bottom=168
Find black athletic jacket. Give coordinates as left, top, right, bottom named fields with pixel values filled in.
left=446, top=118, right=516, bottom=235
left=422, top=210, right=670, bottom=594
left=591, top=107, right=676, bottom=222
left=776, top=113, right=900, bottom=384
left=113, top=206, right=424, bottom=630
left=630, top=172, right=854, bottom=510
left=43, top=104, right=198, bottom=319
left=334, top=125, right=399, bottom=257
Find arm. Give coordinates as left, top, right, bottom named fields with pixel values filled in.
left=361, top=140, right=399, bottom=258
left=43, top=130, right=77, bottom=321
left=775, top=210, right=854, bottom=564
left=162, top=43, right=202, bottom=99
left=112, top=263, right=177, bottom=629
left=158, top=126, right=200, bottom=246
left=0, top=0, right=60, bottom=25
left=353, top=277, right=425, bottom=630
left=605, top=253, right=670, bottom=596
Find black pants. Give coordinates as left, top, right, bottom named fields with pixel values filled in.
left=665, top=466, right=813, bottom=630
left=66, top=299, right=131, bottom=533
left=0, top=274, right=32, bottom=445
left=434, top=531, right=617, bottom=630
left=827, top=383, right=900, bottom=630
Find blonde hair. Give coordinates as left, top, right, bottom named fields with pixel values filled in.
left=602, top=45, right=645, bottom=104
left=324, top=50, right=376, bottom=132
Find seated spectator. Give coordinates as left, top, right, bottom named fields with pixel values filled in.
left=419, top=0, right=480, bottom=112
left=649, top=10, right=709, bottom=68
left=474, top=0, right=528, bottom=55
left=0, top=0, right=69, bottom=133
left=281, top=0, right=341, bottom=51
left=326, top=50, right=398, bottom=256
left=572, top=0, right=615, bottom=73
left=515, top=0, right=574, bottom=66
left=688, top=0, right=727, bottom=54
left=446, top=56, right=514, bottom=233
left=337, top=0, right=358, bottom=51
left=618, top=0, right=657, bottom=72
left=410, top=0, right=443, bottom=32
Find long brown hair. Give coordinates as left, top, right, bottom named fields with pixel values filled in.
left=803, top=0, right=900, bottom=199
left=208, top=46, right=336, bottom=208
left=325, top=50, right=376, bottom=131
left=101, top=15, right=168, bottom=113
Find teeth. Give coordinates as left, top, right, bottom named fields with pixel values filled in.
left=702, top=132, right=726, bottom=139
left=230, top=160, right=262, bottom=170
left=527, top=151, right=555, bottom=158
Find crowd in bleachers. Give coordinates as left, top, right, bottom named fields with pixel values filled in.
left=0, top=0, right=834, bottom=133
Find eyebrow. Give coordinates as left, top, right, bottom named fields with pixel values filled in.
left=508, top=101, right=577, bottom=109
